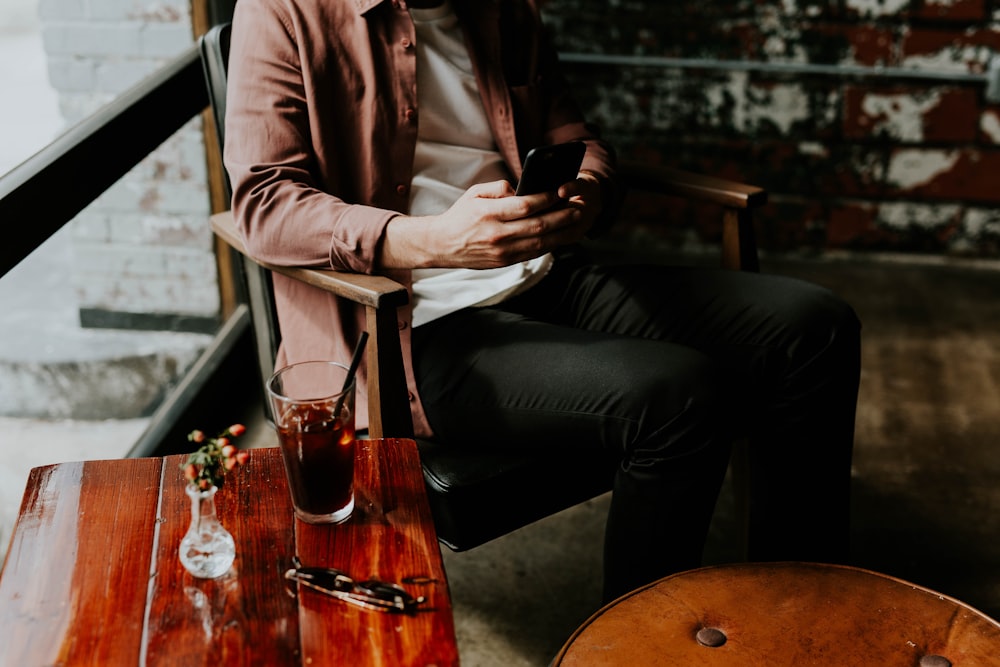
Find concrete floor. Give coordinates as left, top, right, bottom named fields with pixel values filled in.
left=3, top=254, right=1000, bottom=665
left=786, top=255, right=1000, bottom=619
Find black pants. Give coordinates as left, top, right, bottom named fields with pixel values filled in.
left=412, top=249, right=861, bottom=602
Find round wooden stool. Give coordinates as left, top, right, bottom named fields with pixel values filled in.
left=552, top=562, right=1000, bottom=666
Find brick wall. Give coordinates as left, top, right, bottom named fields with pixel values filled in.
left=543, top=0, right=1000, bottom=260
left=39, top=0, right=217, bottom=332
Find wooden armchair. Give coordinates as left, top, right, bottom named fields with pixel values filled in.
left=200, top=23, right=765, bottom=551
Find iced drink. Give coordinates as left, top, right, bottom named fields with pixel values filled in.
left=267, top=361, right=356, bottom=524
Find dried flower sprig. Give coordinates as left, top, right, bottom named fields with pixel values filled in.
left=180, top=424, right=250, bottom=490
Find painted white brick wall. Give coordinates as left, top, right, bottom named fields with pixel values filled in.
left=39, top=0, right=218, bottom=326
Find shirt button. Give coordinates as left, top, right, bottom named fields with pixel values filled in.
left=396, top=183, right=408, bottom=196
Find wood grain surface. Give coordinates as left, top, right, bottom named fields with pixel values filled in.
left=0, top=439, right=457, bottom=667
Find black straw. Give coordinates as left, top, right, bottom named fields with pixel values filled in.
left=334, top=331, right=368, bottom=418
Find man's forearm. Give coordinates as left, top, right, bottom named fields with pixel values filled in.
left=377, top=215, right=433, bottom=270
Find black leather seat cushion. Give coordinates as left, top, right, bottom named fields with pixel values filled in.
left=417, top=438, right=617, bottom=551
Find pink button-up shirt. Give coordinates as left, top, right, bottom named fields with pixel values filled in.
left=225, top=0, right=616, bottom=436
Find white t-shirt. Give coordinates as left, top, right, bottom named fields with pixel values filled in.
left=408, top=2, right=552, bottom=328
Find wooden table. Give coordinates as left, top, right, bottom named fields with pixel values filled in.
left=0, top=438, right=458, bottom=666
left=552, top=562, right=1000, bottom=666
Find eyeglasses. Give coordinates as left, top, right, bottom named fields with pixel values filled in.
left=284, top=565, right=427, bottom=614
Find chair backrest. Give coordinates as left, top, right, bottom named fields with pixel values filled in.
left=200, top=23, right=230, bottom=163
left=199, top=22, right=282, bottom=399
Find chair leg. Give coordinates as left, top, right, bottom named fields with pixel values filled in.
left=721, top=208, right=760, bottom=273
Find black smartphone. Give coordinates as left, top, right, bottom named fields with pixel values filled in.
left=514, top=141, right=586, bottom=196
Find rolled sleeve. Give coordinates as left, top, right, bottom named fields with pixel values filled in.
left=329, top=206, right=400, bottom=274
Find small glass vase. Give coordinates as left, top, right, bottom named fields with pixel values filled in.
left=179, top=484, right=236, bottom=578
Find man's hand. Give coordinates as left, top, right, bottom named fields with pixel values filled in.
left=379, top=176, right=600, bottom=270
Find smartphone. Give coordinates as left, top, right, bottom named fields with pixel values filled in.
left=514, top=141, right=586, bottom=196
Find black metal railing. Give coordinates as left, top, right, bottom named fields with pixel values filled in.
left=0, top=45, right=207, bottom=279
left=0, top=42, right=257, bottom=458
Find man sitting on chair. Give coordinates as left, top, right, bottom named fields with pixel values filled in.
left=224, top=0, right=862, bottom=602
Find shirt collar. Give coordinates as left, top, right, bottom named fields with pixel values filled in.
left=355, top=0, right=385, bottom=15
left=356, top=0, right=492, bottom=14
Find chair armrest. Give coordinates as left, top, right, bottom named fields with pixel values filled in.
left=616, top=161, right=764, bottom=273
left=210, top=211, right=409, bottom=309
left=210, top=210, right=413, bottom=438
left=618, top=160, right=767, bottom=210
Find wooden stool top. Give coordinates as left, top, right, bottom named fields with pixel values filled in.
left=553, top=562, right=1000, bottom=667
